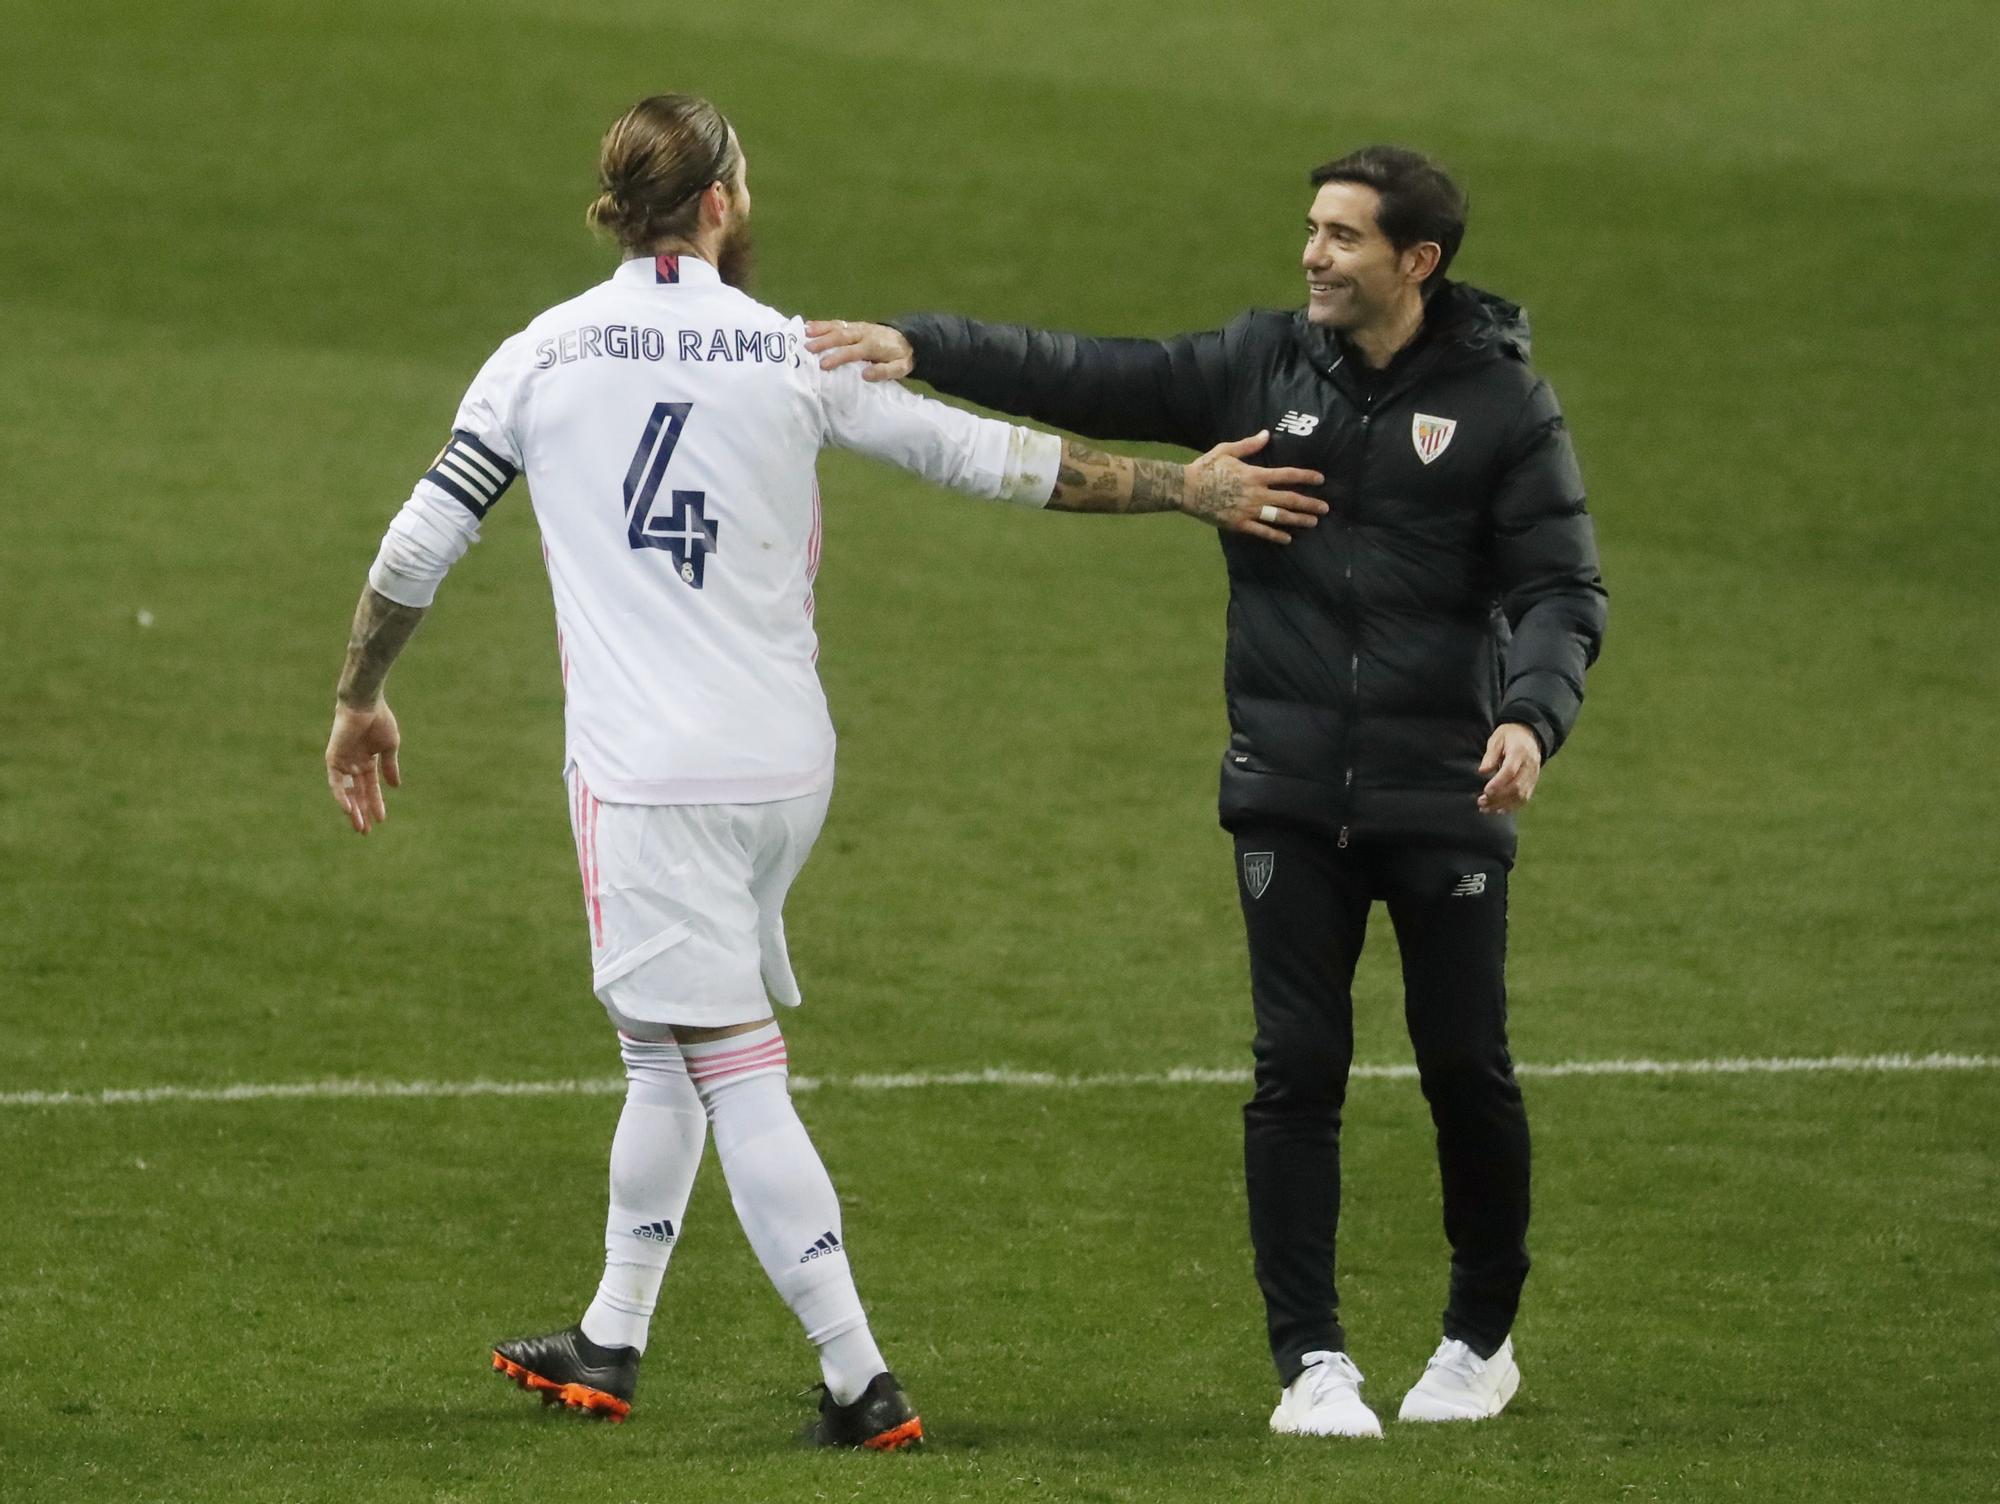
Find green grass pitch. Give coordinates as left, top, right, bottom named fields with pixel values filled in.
left=2, top=2, right=1996, bottom=1500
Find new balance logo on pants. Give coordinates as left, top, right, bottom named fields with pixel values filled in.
left=1451, top=873, right=1489, bottom=897
left=631, top=1219, right=677, bottom=1244
left=799, top=1230, right=842, bottom=1263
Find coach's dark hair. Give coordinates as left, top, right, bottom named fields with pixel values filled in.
left=588, top=94, right=743, bottom=253
left=1309, top=146, right=1467, bottom=287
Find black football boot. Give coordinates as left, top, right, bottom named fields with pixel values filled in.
left=491, top=1324, right=640, bottom=1421
left=808, top=1370, right=924, bottom=1450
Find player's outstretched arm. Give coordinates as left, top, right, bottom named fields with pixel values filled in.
left=325, top=586, right=424, bottom=835
left=812, top=354, right=1318, bottom=539
left=1052, top=432, right=1326, bottom=546
left=807, top=316, right=1226, bottom=450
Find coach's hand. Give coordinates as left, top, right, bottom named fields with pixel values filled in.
left=326, top=700, right=402, bottom=835
left=804, top=320, right=915, bottom=382
left=1478, top=722, right=1543, bottom=814
left=1183, top=431, right=1327, bottom=544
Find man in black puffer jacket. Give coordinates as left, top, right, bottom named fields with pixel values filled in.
left=806, top=146, right=1606, bottom=1435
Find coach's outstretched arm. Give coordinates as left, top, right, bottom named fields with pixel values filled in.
left=807, top=316, right=1236, bottom=452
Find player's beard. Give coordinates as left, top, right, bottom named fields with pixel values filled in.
left=717, top=217, right=755, bottom=290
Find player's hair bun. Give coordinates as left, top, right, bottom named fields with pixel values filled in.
left=585, top=188, right=643, bottom=243
left=586, top=94, right=739, bottom=252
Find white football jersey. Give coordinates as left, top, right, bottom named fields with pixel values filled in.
left=369, top=253, right=1059, bottom=805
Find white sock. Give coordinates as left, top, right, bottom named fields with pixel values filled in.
left=579, top=1036, right=706, bottom=1354
left=682, top=1022, right=888, bottom=1405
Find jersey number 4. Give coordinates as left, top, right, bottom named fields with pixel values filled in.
left=623, top=401, right=719, bottom=588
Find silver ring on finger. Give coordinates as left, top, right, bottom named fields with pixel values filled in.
left=1259, top=504, right=1280, bottom=524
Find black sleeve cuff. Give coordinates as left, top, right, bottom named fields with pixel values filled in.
left=886, top=314, right=943, bottom=368
left=1496, top=703, right=1557, bottom=761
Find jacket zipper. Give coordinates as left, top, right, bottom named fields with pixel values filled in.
left=1337, top=392, right=1374, bottom=845
left=1319, top=332, right=1452, bottom=855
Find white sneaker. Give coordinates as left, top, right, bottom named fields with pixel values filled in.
left=1397, top=1336, right=1521, bottom=1422
left=1269, top=1350, right=1382, bottom=1437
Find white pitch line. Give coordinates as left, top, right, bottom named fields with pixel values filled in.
left=0, top=1053, right=1991, bottom=1110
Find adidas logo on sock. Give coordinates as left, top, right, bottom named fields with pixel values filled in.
left=631, top=1219, right=677, bottom=1244
left=798, top=1230, right=843, bottom=1263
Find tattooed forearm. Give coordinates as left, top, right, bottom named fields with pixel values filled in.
left=1051, top=431, right=1324, bottom=541
left=335, top=587, right=428, bottom=709
left=1049, top=441, right=1185, bottom=514
left=1131, top=458, right=1184, bottom=512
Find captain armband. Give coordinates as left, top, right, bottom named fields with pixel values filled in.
left=421, top=429, right=519, bottom=519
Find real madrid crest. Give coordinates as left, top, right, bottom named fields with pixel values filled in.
left=1411, top=412, right=1457, bottom=465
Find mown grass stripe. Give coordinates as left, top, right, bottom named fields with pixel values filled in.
left=0, top=1052, right=1989, bottom=1109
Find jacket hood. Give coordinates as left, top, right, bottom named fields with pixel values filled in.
left=1426, top=280, right=1532, bottom=361
left=1290, top=279, right=1533, bottom=378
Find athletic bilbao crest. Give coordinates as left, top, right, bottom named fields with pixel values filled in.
left=1243, top=851, right=1275, bottom=900
left=1411, top=412, right=1457, bottom=465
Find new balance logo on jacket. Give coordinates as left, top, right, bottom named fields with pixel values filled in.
left=631, top=1219, right=677, bottom=1244
left=799, top=1230, right=843, bottom=1263
left=1274, top=410, right=1320, bottom=436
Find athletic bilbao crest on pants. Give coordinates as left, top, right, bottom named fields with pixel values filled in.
left=1243, top=851, right=1275, bottom=899
left=1412, top=412, right=1457, bottom=465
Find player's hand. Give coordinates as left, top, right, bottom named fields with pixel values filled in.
left=1478, top=722, right=1543, bottom=814
left=1183, top=430, right=1327, bottom=544
left=326, top=699, right=402, bottom=835
left=803, top=320, right=915, bottom=382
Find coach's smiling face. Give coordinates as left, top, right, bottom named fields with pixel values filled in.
left=1302, top=181, right=1434, bottom=331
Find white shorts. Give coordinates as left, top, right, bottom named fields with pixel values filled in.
left=567, top=768, right=831, bottom=1033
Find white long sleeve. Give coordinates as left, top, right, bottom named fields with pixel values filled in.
left=367, top=484, right=481, bottom=608
left=814, top=361, right=1060, bottom=506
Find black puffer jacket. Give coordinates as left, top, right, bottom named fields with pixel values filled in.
left=894, top=282, right=1608, bottom=861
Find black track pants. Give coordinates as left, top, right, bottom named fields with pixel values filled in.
left=1233, top=825, right=1530, bottom=1385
